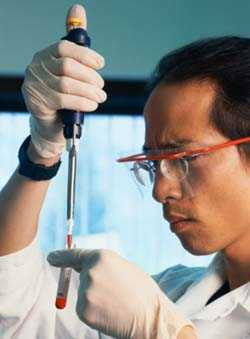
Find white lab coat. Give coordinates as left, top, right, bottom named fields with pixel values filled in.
left=154, top=253, right=250, bottom=338
left=0, top=235, right=250, bottom=338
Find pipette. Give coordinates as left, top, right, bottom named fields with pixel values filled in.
left=55, top=4, right=91, bottom=310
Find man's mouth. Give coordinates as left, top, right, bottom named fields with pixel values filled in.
left=171, top=218, right=196, bottom=233
left=166, top=214, right=197, bottom=233
left=169, top=216, right=192, bottom=223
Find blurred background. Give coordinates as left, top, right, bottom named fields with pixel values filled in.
left=1, top=0, right=250, bottom=273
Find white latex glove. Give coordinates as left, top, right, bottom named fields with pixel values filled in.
left=47, top=249, right=197, bottom=339
left=21, top=22, right=106, bottom=157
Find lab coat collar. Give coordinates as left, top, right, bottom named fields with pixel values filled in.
left=176, top=252, right=250, bottom=321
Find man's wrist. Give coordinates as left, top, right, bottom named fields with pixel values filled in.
left=177, top=326, right=198, bottom=339
left=27, top=141, right=61, bottom=166
left=151, top=292, right=197, bottom=339
left=29, top=116, right=66, bottom=158
left=18, top=136, right=61, bottom=181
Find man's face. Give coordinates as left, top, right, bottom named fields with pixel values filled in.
left=144, top=80, right=250, bottom=255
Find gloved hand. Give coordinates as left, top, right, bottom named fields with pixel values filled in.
left=21, top=39, right=106, bottom=158
left=47, top=248, right=197, bottom=339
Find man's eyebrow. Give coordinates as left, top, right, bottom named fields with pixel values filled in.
left=142, top=139, right=193, bottom=152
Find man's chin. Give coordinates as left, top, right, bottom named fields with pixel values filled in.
left=178, top=236, right=217, bottom=256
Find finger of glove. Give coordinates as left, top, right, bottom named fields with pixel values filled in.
left=23, top=71, right=100, bottom=113
left=48, top=40, right=105, bottom=70
left=46, top=56, right=105, bottom=89
left=49, top=76, right=107, bottom=104
left=76, top=271, right=93, bottom=324
left=47, top=249, right=100, bottom=272
left=58, top=92, right=100, bottom=112
left=25, top=57, right=106, bottom=105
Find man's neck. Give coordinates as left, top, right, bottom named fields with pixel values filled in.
left=222, top=233, right=250, bottom=290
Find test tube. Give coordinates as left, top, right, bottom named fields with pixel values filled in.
left=55, top=266, right=72, bottom=309
left=55, top=234, right=73, bottom=309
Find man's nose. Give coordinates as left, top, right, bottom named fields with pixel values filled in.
left=152, top=170, right=183, bottom=203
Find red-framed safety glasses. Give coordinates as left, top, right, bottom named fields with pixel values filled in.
left=117, top=136, right=250, bottom=163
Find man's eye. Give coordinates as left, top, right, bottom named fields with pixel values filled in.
left=183, top=154, right=204, bottom=162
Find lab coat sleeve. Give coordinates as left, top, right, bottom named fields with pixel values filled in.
left=0, top=235, right=43, bottom=328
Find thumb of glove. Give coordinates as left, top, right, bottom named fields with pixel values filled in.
left=47, top=248, right=99, bottom=272
left=47, top=249, right=82, bottom=270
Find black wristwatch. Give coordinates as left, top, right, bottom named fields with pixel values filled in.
left=18, top=136, right=61, bottom=181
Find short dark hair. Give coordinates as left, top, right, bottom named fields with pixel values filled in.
left=149, top=36, right=250, bottom=160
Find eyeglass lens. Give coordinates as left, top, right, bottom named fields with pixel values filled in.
left=132, top=158, right=189, bottom=186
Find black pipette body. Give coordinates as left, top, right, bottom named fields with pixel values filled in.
left=60, top=28, right=91, bottom=140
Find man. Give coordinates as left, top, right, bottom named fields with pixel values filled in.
left=0, top=5, right=196, bottom=339
left=1, top=6, right=250, bottom=339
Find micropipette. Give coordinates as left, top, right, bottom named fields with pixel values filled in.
left=55, top=5, right=91, bottom=310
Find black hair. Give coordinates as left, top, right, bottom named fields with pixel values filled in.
left=148, top=36, right=250, bottom=160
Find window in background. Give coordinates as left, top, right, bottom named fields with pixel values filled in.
left=0, top=113, right=212, bottom=274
